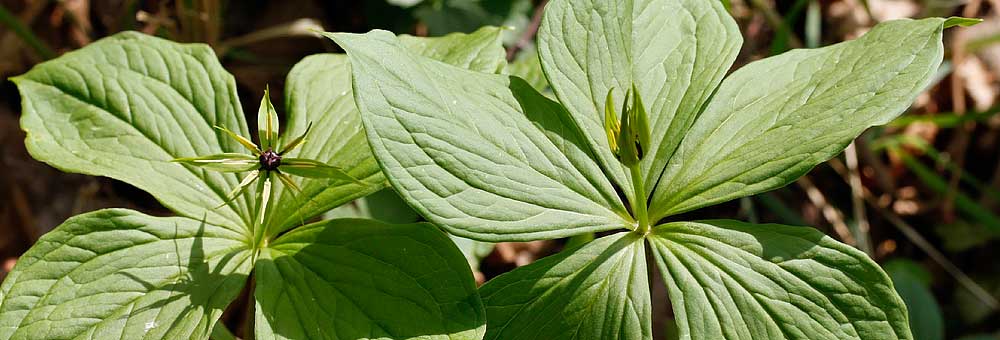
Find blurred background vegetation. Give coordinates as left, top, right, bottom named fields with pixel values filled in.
left=1, top=0, right=1000, bottom=339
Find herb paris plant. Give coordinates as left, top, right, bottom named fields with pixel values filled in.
left=1, top=28, right=509, bottom=340
left=330, top=1, right=979, bottom=339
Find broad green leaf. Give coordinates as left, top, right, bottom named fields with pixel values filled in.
left=322, top=188, right=495, bottom=271
left=14, top=31, right=253, bottom=230
left=269, top=53, right=386, bottom=235
left=506, top=48, right=549, bottom=93
left=331, top=30, right=630, bottom=241
left=323, top=188, right=421, bottom=224
left=397, top=26, right=506, bottom=74
left=648, top=220, right=910, bottom=339
left=538, top=0, right=742, bottom=203
left=650, top=18, right=948, bottom=219
left=413, top=0, right=533, bottom=45
left=0, top=209, right=252, bottom=340
left=450, top=235, right=494, bottom=271
left=269, top=27, right=508, bottom=235
left=253, top=219, right=485, bottom=340
left=479, top=232, right=650, bottom=340
left=884, top=260, right=944, bottom=340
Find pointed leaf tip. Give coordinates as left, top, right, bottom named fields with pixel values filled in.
left=323, top=29, right=400, bottom=56
left=944, top=17, right=982, bottom=28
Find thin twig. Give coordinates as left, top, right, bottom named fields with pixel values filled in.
left=797, top=176, right=856, bottom=245
left=506, top=0, right=548, bottom=60
left=828, top=158, right=1000, bottom=310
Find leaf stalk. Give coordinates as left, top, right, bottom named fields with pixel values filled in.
left=629, top=165, right=650, bottom=235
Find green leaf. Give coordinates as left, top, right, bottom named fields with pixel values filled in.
left=413, top=0, right=533, bottom=45
left=648, top=220, right=910, bottom=339
left=321, top=188, right=495, bottom=271
left=944, top=17, right=982, bottom=28
left=253, top=219, right=485, bottom=339
left=0, top=209, right=252, bottom=340
left=506, top=49, right=549, bottom=93
left=397, top=26, right=507, bottom=74
left=13, top=31, right=253, bottom=230
left=330, top=30, right=630, bottom=241
left=479, top=232, right=650, bottom=340
left=268, top=53, right=387, bottom=236
left=884, top=259, right=944, bottom=340
left=172, top=153, right=258, bottom=172
left=270, top=27, right=507, bottom=235
left=324, top=188, right=421, bottom=224
left=649, top=18, right=949, bottom=219
left=450, top=235, right=494, bottom=271
left=538, top=0, right=743, bottom=204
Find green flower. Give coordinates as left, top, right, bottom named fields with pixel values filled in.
left=173, top=86, right=358, bottom=222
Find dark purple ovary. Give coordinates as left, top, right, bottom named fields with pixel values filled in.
left=259, top=150, right=281, bottom=171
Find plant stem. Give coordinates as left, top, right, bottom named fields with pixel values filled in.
left=629, top=166, right=650, bottom=235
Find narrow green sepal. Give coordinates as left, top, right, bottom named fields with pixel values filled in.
left=279, top=157, right=362, bottom=183
left=215, top=170, right=260, bottom=209
left=279, top=122, right=313, bottom=156
left=258, top=85, right=280, bottom=151
left=214, top=125, right=261, bottom=155
left=254, top=173, right=274, bottom=235
left=275, top=171, right=302, bottom=194
left=172, top=153, right=259, bottom=172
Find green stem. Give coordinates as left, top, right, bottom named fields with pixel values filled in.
left=629, top=166, right=650, bottom=235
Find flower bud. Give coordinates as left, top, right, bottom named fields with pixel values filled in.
left=607, top=85, right=650, bottom=167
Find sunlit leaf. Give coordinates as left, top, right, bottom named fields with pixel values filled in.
left=253, top=219, right=485, bottom=339
left=0, top=210, right=252, bottom=340
left=13, top=31, right=254, bottom=230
